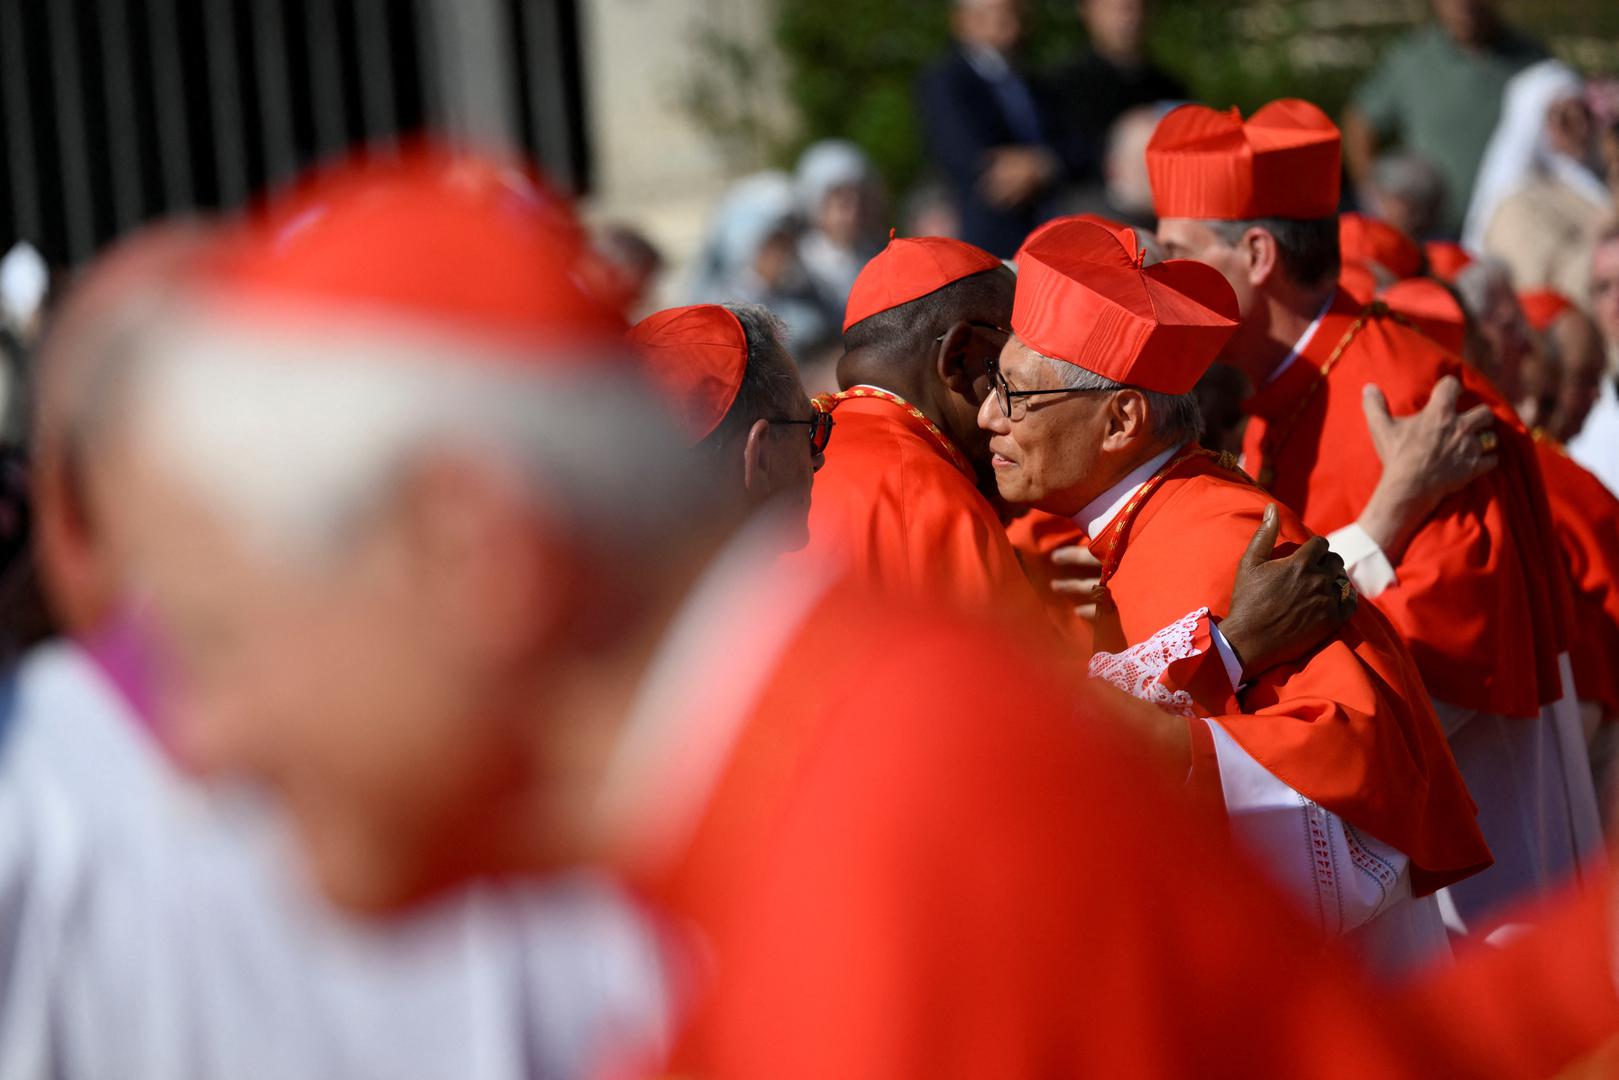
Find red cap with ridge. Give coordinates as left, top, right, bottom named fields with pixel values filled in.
left=628, top=304, right=749, bottom=442
left=1012, top=219, right=1239, bottom=395
left=1016, top=213, right=1140, bottom=262
left=1380, top=278, right=1467, bottom=355
left=1147, top=99, right=1340, bottom=221
left=203, top=145, right=627, bottom=361
left=1423, top=241, right=1475, bottom=283
left=1518, top=289, right=1576, bottom=333
left=1339, top=213, right=1421, bottom=279
left=843, top=235, right=1004, bottom=332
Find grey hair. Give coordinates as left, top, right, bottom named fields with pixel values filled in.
left=700, top=302, right=804, bottom=448
left=1206, top=215, right=1340, bottom=288
left=1452, top=256, right=1514, bottom=320
left=1045, top=356, right=1204, bottom=446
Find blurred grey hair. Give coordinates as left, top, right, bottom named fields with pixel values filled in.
left=700, top=302, right=803, bottom=448
left=1451, top=256, right=1514, bottom=321
left=1044, top=356, right=1205, bottom=446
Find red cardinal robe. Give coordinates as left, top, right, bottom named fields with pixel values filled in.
left=794, top=388, right=1042, bottom=619
left=1007, top=450, right=1490, bottom=895
left=1535, top=434, right=1619, bottom=719
left=1242, top=293, right=1573, bottom=718
left=617, top=545, right=1460, bottom=1078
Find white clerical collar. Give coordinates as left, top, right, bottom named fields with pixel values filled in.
left=1263, top=291, right=1337, bottom=387
left=1074, top=443, right=1181, bottom=539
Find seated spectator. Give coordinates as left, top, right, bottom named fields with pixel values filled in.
left=1469, top=61, right=1613, bottom=303
left=794, top=139, right=885, bottom=313
left=1345, top=0, right=1545, bottom=238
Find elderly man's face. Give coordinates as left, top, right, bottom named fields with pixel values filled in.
left=954, top=0, right=1022, bottom=54
left=100, top=438, right=547, bottom=912
left=977, top=334, right=1112, bottom=516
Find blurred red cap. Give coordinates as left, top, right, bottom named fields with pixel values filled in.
left=628, top=304, right=748, bottom=442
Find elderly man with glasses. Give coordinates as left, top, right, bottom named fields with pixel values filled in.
left=983, top=217, right=1491, bottom=974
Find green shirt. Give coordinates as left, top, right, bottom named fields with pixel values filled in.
left=1353, top=26, right=1545, bottom=234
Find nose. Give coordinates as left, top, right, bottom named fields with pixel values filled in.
left=978, top=390, right=1009, bottom=433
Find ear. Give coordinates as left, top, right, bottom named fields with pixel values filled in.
left=1243, top=226, right=1281, bottom=287
left=1100, top=389, right=1154, bottom=451
left=741, top=417, right=774, bottom=497
left=935, top=322, right=979, bottom=398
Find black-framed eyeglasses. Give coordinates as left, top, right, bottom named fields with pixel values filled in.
left=986, top=351, right=1106, bottom=419
left=769, top=410, right=835, bottom=454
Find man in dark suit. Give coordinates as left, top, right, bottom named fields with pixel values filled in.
left=918, top=0, right=1080, bottom=257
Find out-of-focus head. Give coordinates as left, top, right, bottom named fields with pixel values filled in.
left=840, top=236, right=1013, bottom=466
left=1081, top=0, right=1147, bottom=64
left=980, top=219, right=1236, bottom=516
left=952, top=0, right=1022, bottom=54
left=1367, top=153, right=1447, bottom=240
left=1522, top=290, right=1605, bottom=440
left=1431, top=0, right=1497, bottom=48
left=95, top=148, right=701, bottom=913
left=1337, top=213, right=1420, bottom=304
left=795, top=140, right=880, bottom=251
left=708, top=172, right=802, bottom=292
left=32, top=221, right=215, bottom=635
left=630, top=302, right=821, bottom=547
left=1104, top=106, right=1166, bottom=220
left=592, top=223, right=665, bottom=317
left=1590, top=224, right=1619, bottom=348
left=1453, top=256, right=1531, bottom=398
left=1148, top=99, right=1341, bottom=378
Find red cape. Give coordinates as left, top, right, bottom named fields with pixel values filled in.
left=1242, top=293, right=1573, bottom=718
left=1536, top=435, right=1619, bottom=718
left=1008, top=452, right=1490, bottom=895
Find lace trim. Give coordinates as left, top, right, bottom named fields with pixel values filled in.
left=1087, top=607, right=1209, bottom=719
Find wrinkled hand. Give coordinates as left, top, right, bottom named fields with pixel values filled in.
left=979, top=147, right=1056, bottom=209
left=1048, top=543, right=1107, bottom=622
left=1358, top=375, right=1498, bottom=560
left=1219, top=504, right=1356, bottom=679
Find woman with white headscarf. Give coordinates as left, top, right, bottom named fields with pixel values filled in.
left=793, top=140, right=884, bottom=312
left=1467, top=59, right=1614, bottom=304
left=687, top=170, right=842, bottom=367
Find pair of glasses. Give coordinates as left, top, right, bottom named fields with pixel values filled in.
left=986, top=351, right=1101, bottom=419
left=770, top=410, right=835, bottom=454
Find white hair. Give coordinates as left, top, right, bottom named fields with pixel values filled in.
left=119, top=309, right=703, bottom=566
left=1042, top=355, right=1204, bottom=445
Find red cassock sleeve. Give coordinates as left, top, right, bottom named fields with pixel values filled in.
left=794, top=399, right=1039, bottom=617
left=1242, top=301, right=1572, bottom=718
left=1094, top=460, right=1488, bottom=894
left=661, top=591, right=1456, bottom=1078
left=1536, top=438, right=1619, bottom=718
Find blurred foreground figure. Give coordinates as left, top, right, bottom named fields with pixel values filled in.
left=0, top=177, right=666, bottom=1080
left=91, top=152, right=1484, bottom=1077
left=1152, top=99, right=1601, bottom=941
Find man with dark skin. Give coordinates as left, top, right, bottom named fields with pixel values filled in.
left=801, top=235, right=1359, bottom=736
